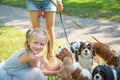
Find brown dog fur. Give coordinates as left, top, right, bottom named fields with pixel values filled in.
left=56, top=48, right=74, bottom=80
left=92, top=41, right=118, bottom=67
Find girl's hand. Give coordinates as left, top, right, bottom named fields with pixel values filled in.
left=35, top=53, right=43, bottom=62
left=56, top=69, right=62, bottom=76
left=57, top=1, right=63, bottom=12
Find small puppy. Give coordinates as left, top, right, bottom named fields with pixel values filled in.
left=70, top=41, right=96, bottom=71
left=92, top=65, right=120, bottom=80
left=56, top=47, right=92, bottom=80
left=56, top=47, right=74, bottom=80
left=92, top=42, right=119, bottom=67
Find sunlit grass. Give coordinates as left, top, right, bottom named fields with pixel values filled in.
left=0, top=26, right=25, bottom=60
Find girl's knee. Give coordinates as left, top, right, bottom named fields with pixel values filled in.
left=32, top=68, right=42, bottom=74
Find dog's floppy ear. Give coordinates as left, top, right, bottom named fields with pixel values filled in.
left=86, top=41, right=96, bottom=56
left=92, top=45, right=96, bottom=56
left=78, top=41, right=84, bottom=55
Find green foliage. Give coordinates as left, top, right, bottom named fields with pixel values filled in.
left=0, top=0, right=26, bottom=8
left=63, top=0, right=120, bottom=22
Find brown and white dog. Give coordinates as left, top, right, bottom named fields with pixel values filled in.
left=70, top=41, right=96, bottom=71
left=56, top=47, right=92, bottom=80
left=56, top=47, right=73, bottom=80
left=92, top=41, right=120, bottom=67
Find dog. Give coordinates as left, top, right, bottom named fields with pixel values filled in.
left=115, top=50, right=120, bottom=79
left=92, top=65, right=120, bottom=80
left=56, top=47, right=74, bottom=80
left=56, top=47, right=92, bottom=80
left=70, top=41, right=96, bottom=71
left=92, top=42, right=120, bottom=67
left=56, top=47, right=73, bottom=80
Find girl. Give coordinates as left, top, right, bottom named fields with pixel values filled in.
left=26, top=0, right=63, bottom=60
left=0, top=28, right=61, bottom=80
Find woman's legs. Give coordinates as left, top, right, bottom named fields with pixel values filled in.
left=45, top=11, right=56, bottom=60
left=28, top=10, right=40, bottom=29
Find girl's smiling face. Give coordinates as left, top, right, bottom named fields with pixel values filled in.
left=29, top=35, right=47, bottom=55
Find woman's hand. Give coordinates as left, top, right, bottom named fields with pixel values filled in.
left=57, top=0, right=63, bottom=12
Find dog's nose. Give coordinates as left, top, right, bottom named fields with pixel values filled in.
left=95, top=75, right=99, bottom=79
left=85, top=50, right=88, bottom=52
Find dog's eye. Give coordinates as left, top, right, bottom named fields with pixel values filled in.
left=99, top=71, right=103, bottom=74
left=88, top=46, right=91, bottom=50
left=93, top=69, right=98, bottom=73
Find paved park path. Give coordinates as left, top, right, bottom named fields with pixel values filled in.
left=0, top=4, right=120, bottom=51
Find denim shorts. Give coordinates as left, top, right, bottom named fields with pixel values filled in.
left=26, top=0, right=57, bottom=12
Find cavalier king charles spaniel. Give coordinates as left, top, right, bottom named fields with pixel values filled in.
left=92, top=64, right=120, bottom=80
left=56, top=47, right=92, bottom=80
left=70, top=41, right=96, bottom=71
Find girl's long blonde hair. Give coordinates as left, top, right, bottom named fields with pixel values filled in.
left=25, top=28, right=49, bottom=52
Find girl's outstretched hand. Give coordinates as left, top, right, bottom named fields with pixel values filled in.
left=56, top=69, right=63, bottom=76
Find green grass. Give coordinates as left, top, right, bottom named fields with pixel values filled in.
left=0, top=0, right=120, bottom=22
left=63, top=0, right=120, bottom=22
left=0, top=25, right=25, bottom=61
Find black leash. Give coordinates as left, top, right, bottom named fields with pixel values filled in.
left=50, top=0, right=70, bottom=45
left=59, top=12, right=70, bottom=45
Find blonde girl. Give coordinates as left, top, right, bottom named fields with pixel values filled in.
left=0, top=28, right=61, bottom=80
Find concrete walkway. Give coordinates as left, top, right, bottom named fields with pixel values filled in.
left=0, top=4, right=120, bottom=51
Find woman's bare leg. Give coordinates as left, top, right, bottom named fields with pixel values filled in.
left=45, top=11, right=56, bottom=60
left=28, top=10, right=40, bottom=29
